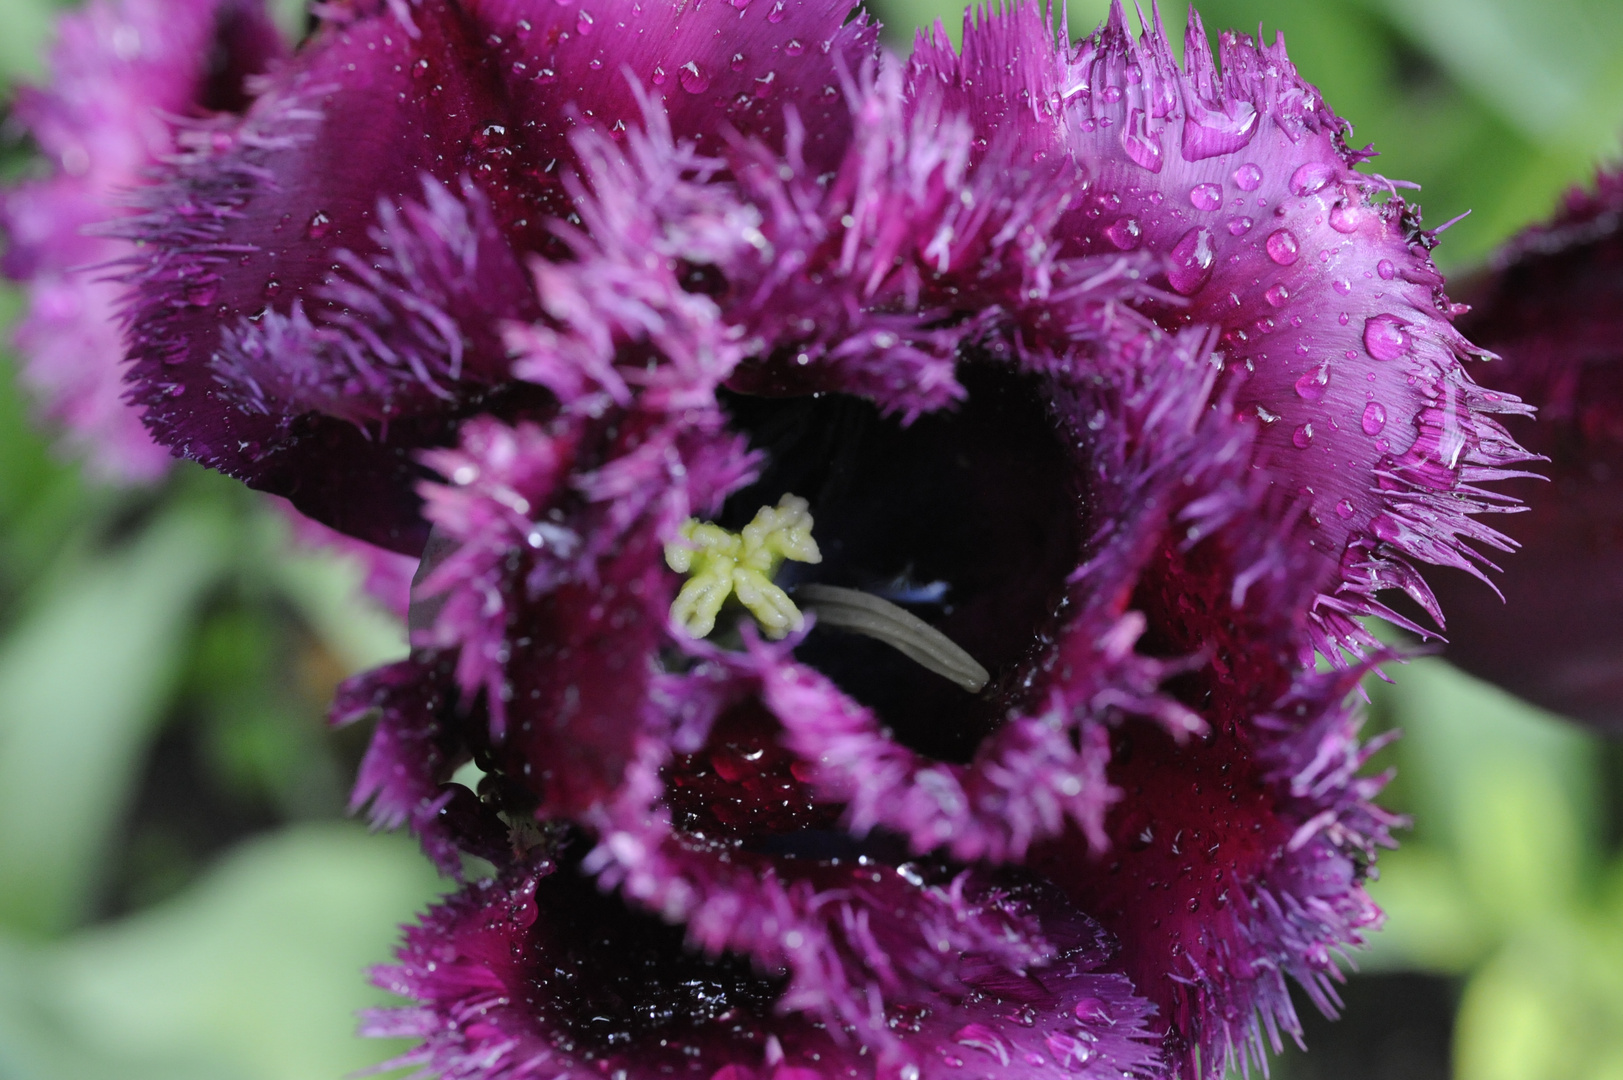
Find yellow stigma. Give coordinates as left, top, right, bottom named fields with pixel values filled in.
left=665, top=494, right=822, bottom=639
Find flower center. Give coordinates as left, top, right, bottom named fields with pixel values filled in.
left=718, top=364, right=1084, bottom=763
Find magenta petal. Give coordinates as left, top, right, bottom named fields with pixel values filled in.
left=0, top=0, right=284, bottom=481
left=911, top=2, right=1536, bottom=661
left=1438, top=167, right=1623, bottom=727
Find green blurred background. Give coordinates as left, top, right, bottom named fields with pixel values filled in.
left=2, top=0, right=1622, bottom=1077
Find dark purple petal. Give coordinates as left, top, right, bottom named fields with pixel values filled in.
left=1438, top=167, right=1623, bottom=727
left=471, top=0, right=879, bottom=178
left=368, top=847, right=1160, bottom=1080
left=212, top=177, right=539, bottom=426
left=0, top=0, right=283, bottom=480
left=121, top=0, right=530, bottom=551
left=1035, top=668, right=1396, bottom=1075
left=336, top=655, right=510, bottom=874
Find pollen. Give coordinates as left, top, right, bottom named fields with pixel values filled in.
left=665, top=494, right=822, bottom=639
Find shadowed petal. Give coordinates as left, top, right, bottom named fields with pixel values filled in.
left=1439, top=167, right=1623, bottom=728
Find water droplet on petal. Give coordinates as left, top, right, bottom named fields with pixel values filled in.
left=952, top=1024, right=1011, bottom=1066
left=1328, top=199, right=1360, bottom=233
left=1292, top=423, right=1314, bottom=448
left=1363, top=314, right=1409, bottom=361
left=306, top=210, right=332, bottom=239
left=1288, top=161, right=1335, bottom=196
left=1332, top=279, right=1351, bottom=296
left=679, top=61, right=710, bottom=93
left=729, top=0, right=750, bottom=8
left=1294, top=366, right=1327, bottom=401
left=1335, top=498, right=1356, bottom=519
left=1073, top=997, right=1109, bottom=1024
left=575, top=10, right=593, bottom=34
left=1265, top=229, right=1299, bottom=265
left=1099, top=85, right=1122, bottom=103
left=1376, top=258, right=1396, bottom=280
left=1232, top=162, right=1262, bottom=191
left=784, top=38, right=804, bottom=55
left=730, top=52, right=746, bottom=71
left=1361, top=402, right=1387, bottom=435
left=1045, top=1033, right=1094, bottom=1071
left=767, top=0, right=786, bottom=20
left=1189, top=182, right=1222, bottom=211
left=651, top=65, right=667, bottom=85
left=1121, top=108, right=1163, bottom=171
left=1226, top=215, right=1253, bottom=235
left=1105, top=216, right=1142, bottom=250
left=263, top=278, right=282, bottom=299
left=1265, top=283, right=1291, bottom=308
left=1166, top=225, right=1215, bottom=295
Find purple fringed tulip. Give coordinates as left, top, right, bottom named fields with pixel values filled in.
left=17, top=0, right=1540, bottom=1077
left=1434, top=168, right=1623, bottom=729
left=0, top=0, right=419, bottom=613
left=0, top=0, right=283, bottom=481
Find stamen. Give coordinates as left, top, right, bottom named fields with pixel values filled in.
left=794, top=584, right=991, bottom=693
left=666, top=494, right=822, bottom=639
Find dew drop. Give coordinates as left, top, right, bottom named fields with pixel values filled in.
left=1363, top=314, right=1409, bottom=361
left=1166, top=225, right=1215, bottom=295
left=678, top=61, right=710, bottom=93
left=306, top=210, right=332, bottom=239
left=729, top=0, right=750, bottom=8
left=784, top=38, right=804, bottom=55
left=651, top=65, right=667, bottom=85
left=952, top=1025, right=1011, bottom=1066
left=1121, top=108, right=1163, bottom=171
left=1232, top=162, right=1262, bottom=191
left=264, top=278, right=282, bottom=299
left=1265, top=228, right=1299, bottom=265
left=1104, top=216, right=1142, bottom=250
left=1293, top=366, right=1327, bottom=401
left=1265, top=283, right=1290, bottom=308
left=1189, top=182, right=1222, bottom=211
left=1073, top=997, right=1109, bottom=1024
left=1376, top=258, right=1396, bottom=280
left=1045, top=1033, right=1094, bottom=1071
left=1226, top=215, right=1253, bottom=236
left=1100, top=85, right=1122, bottom=103
left=1292, top=423, right=1314, bottom=449
left=768, top=0, right=786, bottom=20
left=1361, top=402, right=1387, bottom=435
left=1331, top=278, right=1351, bottom=296
left=1288, top=161, right=1335, bottom=196
left=731, top=52, right=745, bottom=71
left=1335, top=498, right=1355, bottom=520
left=575, top=10, right=593, bottom=33
left=1328, top=199, right=1360, bottom=233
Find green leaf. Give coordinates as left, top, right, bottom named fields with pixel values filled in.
left=10, top=825, right=443, bottom=1080
left=0, top=503, right=232, bottom=937
left=1362, top=843, right=1489, bottom=975
left=1370, top=658, right=1599, bottom=927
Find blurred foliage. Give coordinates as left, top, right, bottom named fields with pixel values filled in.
left=0, top=0, right=1621, bottom=1078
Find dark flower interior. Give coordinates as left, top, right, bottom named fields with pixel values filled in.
left=718, top=364, right=1084, bottom=763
